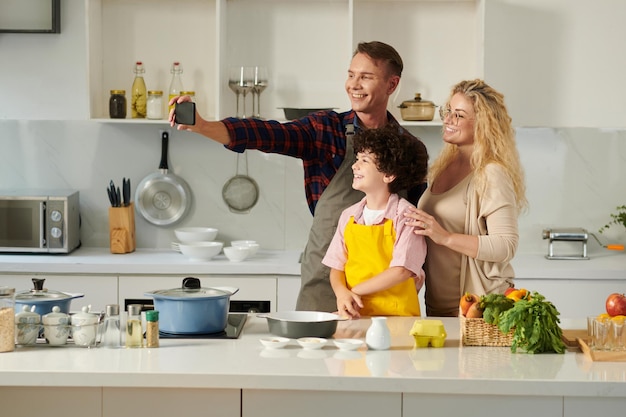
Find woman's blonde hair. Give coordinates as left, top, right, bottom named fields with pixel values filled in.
left=429, top=79, right=527, bottom=211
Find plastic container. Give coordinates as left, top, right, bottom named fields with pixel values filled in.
left=0, top=287, right=15, bottom=352
left=409, top=319, right=447, bottom=348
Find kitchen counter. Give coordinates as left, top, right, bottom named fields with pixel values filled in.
left=1, top=316, right=624, bottom=417
left=0, top=247, right=302, bottom=276
left=0, top=247, right=624, bottom=279
left=0, top=316, right=622, bottom=393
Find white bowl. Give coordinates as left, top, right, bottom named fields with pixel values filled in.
left=179, top=241, right=223, bottom=261
left=297, top=337, right=328, bottom=350
left=231, top=240, right=260, bottom=256
left=223, top=246, right=251, bottom=262
left=333, top=338, right=364, bottom=351
left=259, top=337, right=290, bottom=349
left=175, top=227, right=219, bottom=243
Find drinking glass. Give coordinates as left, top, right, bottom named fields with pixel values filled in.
left=252, top=66, right=268, bottom=119
left=228, top=66, right=255, bottom=118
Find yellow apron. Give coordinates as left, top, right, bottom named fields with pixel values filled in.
left=344, top=216, right=420, bottom=316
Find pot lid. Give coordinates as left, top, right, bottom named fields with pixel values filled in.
left=145, top=277, right=235, bottom=300
left=15, top=278, right=78, bottom=302
left=398, top=93, right=435, bottom=108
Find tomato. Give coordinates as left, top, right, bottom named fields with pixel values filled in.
left=504, top=287, right=516, bottom=296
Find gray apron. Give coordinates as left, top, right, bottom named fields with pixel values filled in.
left=296, top=127, right=364, bottom=312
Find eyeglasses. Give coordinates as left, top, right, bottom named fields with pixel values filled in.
left=439, top=107, right=473, bottom=125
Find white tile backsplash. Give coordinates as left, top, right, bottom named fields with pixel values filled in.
left=1, top=120, right=625, bottom=254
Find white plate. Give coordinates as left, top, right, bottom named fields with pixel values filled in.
left=297, top=337, right=327, bottom=350
left=259, top=337, right=290, bottom=349
left=333, top=338, right=364, bottom=351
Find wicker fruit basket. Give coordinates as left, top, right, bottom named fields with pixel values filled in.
left=460, top=316, right=514, bottom=347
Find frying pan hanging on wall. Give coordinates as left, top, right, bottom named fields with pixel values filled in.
left=135, top=131, right=192, bottom=226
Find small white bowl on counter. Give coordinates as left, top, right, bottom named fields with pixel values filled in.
left=297, top=337, right=328, bottom=350
left=333, top=338, right=364, bottom=351
left=179, top=241, right=223, bottom=261
left=223, top=246, right=251, bottom=262
left=231, top=240, right=260, bottom=256
left=259, top=337, right=290, bottom=349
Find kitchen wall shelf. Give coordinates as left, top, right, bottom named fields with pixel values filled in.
left=87, top=0, right=482, bottom=125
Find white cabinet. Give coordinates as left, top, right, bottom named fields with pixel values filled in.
left=104, top=387, right=239, bottom=417
left=404, top=393, right=563, bottom=417
left=243, top=389, right=400, bottom=417
left=0, top=274, right=117, bottom=312
left=0, top=387, right=101, bottom=417
left=87, top=0, right=481, bottom=124
left=277, top=276, right=300, bottom=311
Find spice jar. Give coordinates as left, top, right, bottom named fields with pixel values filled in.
left=125, top=304, right=143, bottom=348
left=101, top=304, right=121, bottom=348
left=15, top=305, right=40, bottom=346
left=145, top=310, right=159, bottom=348
left=147, top=90, right=164, bottom=120
left=0, top=287, right=15, bottom=352
left=109, top=90, right=127, bottom=119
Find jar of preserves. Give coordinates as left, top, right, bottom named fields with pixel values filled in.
left=147, top=90, right=164, bottom=120
left=0, top=287, right=15, bottom=352
left=109, top=90, right=127, bottom=119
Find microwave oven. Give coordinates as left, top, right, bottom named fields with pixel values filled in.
left=0, top=190, right=81, bottom=254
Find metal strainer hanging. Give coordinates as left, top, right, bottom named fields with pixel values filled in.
left=222, top=152, right=259, bottom=214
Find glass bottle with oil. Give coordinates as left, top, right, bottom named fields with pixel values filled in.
left=125, top=304, right=143, bottom=348
left=131, top=61, right=147, bottom=118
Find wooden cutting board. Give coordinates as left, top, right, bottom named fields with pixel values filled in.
left=561, top=329, right=588, bottom=347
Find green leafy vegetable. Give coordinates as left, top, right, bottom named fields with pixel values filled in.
left=479, top=293, right=514, bottom=325
left=498, top=291, right=566, bottom=354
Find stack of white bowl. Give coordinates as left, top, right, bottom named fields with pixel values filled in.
left=174, top=227, right=222, bottom=261
left=223, top=240, right=260, bottom=262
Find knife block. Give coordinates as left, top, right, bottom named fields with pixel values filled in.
left=109, top=203, right=136, bottom=254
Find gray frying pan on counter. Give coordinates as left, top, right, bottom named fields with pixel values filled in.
left=135, top=131, right=192, bottom=226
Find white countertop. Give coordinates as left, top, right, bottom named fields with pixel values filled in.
left=1, top=316, right=624, bottom=397
left=1, top=247, right=624, bottom=279
left=0, top=248, right=302, bottom=275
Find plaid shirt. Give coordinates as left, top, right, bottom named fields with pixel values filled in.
left=223, top=110, right=422, bottom=214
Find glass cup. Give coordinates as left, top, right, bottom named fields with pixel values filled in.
left=587, top=316, right=596, bottom=347
left=611, top=317, right=626, bottom=351
left=593, top=316, right=611, bottom=351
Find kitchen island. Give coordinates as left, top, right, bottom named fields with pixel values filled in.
left=0, top=316, right=624, bottom=417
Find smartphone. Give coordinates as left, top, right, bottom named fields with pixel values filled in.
left=174, top=101, right=196, bottom=125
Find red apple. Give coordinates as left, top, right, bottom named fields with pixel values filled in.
left=504, top=287, right=516, bottom=296
left=606, top=293, right=626, bottom=317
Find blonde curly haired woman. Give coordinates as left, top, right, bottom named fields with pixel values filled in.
left=404, top=79, right=527, bottom=317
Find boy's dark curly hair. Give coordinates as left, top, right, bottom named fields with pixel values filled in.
left=353, top=126, right=428, bottom=194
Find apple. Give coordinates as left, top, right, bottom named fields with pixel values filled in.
left=504, top=287, right=516, bottom=296
left=606, top=293, right=626, bottom=317
left=459, top=292, right=479, bottom=316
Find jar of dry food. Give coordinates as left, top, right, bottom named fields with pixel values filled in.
left=145, top=310, right=159, bottom=348
left=147, top=90, right=164, bottom=119
left=109, top=90, right=127, bottom=119
left=0, top=287, right=15, bottom=352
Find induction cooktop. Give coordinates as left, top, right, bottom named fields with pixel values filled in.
left=158, top=313, right=247, bottom=339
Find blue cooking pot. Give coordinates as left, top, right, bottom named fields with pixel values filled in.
left=144, top=277, right=239, bottom=334
left=14, top=278, right=84, bottom=316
